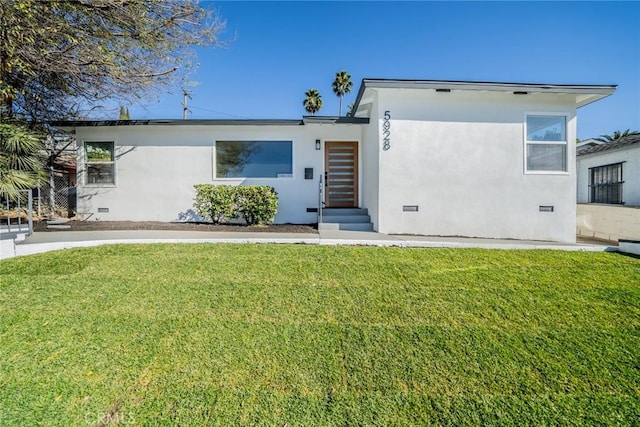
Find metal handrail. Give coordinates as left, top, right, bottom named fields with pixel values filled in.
left=1, top=190, right=33, bottom=236
left=318, top=175, right=323, bottom=224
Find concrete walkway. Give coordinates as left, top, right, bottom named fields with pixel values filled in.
left=0, top=229, right=617, bottom=259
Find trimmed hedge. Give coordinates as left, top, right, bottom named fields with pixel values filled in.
left=235, top=185, right=279, bottom=226
left=193, top=184, right=278, bottom=225
left=193, top=184, right=236, bottom=224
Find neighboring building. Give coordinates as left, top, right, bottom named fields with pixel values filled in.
left=577, top=134, right=640, bottom=206
left=576, top=134, right=640, bottom=242
left=576, top=138, right=603, bottom=154
left=55, top=78, right=615, bottom=243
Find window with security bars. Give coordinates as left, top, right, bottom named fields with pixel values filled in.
left=589, top=162, right=624, bottom=204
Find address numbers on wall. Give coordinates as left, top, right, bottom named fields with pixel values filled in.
left=382, top=110, right=391, bottom=151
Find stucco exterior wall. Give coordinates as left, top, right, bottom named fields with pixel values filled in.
left=373, top=88, right=578, bottom=242
left=76, top=124, right=361, bottom=223
left=577, top=204, right=640, bottom=242
left=577, top=145, right=640, bottom=206
left=74, top=87, right=589, bottom=242
left=360, top=91, right=380, bottom=229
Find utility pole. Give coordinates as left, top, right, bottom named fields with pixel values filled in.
left=182, top=88, right=192, bottom=120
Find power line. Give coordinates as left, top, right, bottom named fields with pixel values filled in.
left=189, top=105, right=249, bottom=119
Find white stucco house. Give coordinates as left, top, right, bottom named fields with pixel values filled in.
left=55, top=78, right=616, bottom=243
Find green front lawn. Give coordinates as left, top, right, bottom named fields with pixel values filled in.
left=1, top=245, right=639, bottom=425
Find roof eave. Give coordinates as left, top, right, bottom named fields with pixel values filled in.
left=350, top=78, right=617, bottom=115
left=361, top=78, right=616, bottom=93
left=574, top=92, right=615, bottom=109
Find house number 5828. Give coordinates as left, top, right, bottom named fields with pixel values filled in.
left=382, top=110, right=391, bottom=151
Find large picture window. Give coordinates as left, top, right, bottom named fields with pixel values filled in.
left=589, top=162, right=624, bottom=204
left=525, top=115, right=568, bottom=172
left=216, top=141, right=293, bottom=178
left=85, top=141, right=115, bottom=184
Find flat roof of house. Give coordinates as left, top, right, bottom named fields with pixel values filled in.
left=577, top=134, right=640, bottom=157
left=52, top=78, right=617, bottom=127
left=352, top=78, right=617, bottom=114
left=52, top=116, right=369, bottom=129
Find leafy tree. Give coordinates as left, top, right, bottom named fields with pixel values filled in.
left=594, top=129, right=640, bottom=143
left=303, top=89, right=323, bottom=116
left=0, top=122, right=45, bottom=192
left=0, top=0, right=226, bottom=122
left=332, top=71, right=353, bottom=116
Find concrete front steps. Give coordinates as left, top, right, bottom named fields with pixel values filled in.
left=47, top=219, right=71, bottom=230
left=318, top=208, right=374, bottom=231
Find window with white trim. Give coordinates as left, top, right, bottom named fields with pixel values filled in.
left=525, top=115, right=567, bottom=172
left=85, top=141, right=115, bottom=184
left=216, top=141, right=293, bottom=178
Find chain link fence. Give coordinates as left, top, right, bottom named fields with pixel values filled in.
left=34, top=169, right=77, bottom=218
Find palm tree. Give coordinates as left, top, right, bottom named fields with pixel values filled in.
left=303, top=89, right=323, bottom=116
left=594, top=129, right=640, bottom=143
left=332, top=71, right=353, bottom=116
left=0, top=123, right=45, bottom=193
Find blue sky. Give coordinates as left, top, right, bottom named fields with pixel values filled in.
left=128, top=1, right=640, bottom=140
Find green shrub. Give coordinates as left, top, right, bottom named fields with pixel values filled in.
left=236, top=185, right=278, bottom=225
left=193, top=184, right=236, bottom=224
left=193, top=184, right=278, bottom=225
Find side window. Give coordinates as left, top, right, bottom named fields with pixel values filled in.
left=525, top=115, right=568, bottom=172
left=85, top=141, right=115, bottom=184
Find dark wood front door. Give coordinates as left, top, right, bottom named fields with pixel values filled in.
left=324, top=141, right=358, bottom=207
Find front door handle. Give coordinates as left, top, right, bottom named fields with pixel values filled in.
left=325, top=171, right=328, bottom=187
